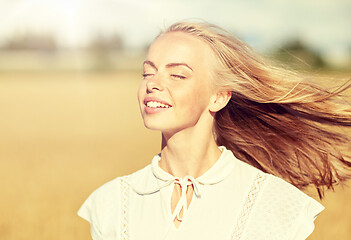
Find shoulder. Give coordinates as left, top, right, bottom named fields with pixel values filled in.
left=242, top=172, right=324, bottom=240
left=91, top=164, right=152, bottom=197
left=77, top=164, right=152, bottom=223
left=261, top=173, right=324, bottom=217
left=228, top=153, right=323, bottom=214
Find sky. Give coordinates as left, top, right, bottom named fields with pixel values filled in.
left=0, top=0, right=350, bottom=53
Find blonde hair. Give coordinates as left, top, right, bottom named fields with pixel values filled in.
left=163, top=21, right=351, bottom=198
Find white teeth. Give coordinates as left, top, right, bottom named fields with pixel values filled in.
left=146, top=101, right=170, bottom=108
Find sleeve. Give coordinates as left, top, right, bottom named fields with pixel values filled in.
left=241, top=174, right=325, bottom=240
left=290, top=196, right=324, bottom=240
left=78, top=190, right=103, bottom=240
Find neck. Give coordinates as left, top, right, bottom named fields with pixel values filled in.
left=159, top=125, right=222, bottom=178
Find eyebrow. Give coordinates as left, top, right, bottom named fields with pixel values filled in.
left=143, top=60, right=193, bottom=71
left=166, top=62, right=193, bottom=71
left=143, top=60, right=157, bottom=70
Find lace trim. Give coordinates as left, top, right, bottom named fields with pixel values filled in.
left=120, top=177, right=130, bottom=240
left=231, top=172, right=266, bottom=240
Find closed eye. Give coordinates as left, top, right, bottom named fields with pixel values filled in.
left=142, top=73, right=154, bottom=78
left=171, top=74, right=186, bottom=79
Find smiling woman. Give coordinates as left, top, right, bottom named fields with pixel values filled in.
left=138, top=31, right=219, bottom=134
left=78, top=21, right=351, bottom=240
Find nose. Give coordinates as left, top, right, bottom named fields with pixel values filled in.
left=146, top=74, right=164, bottom=92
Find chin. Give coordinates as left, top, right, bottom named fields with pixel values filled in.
left=142, top=119, right=179, bottom=133
left=144, top=124, right=173, bottom=132
left=142, top=118, right=167, bottom=131
left=140, top=112, right=169, bottom=130
left=143, top=123, right=161, bottom=131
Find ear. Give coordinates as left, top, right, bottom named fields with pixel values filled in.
left=209, top=91, right=232, bottom=112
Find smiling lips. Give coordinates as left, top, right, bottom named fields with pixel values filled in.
left=144, top=97, right=172, bottom=114
left=146, top=101, right=170, bottom=108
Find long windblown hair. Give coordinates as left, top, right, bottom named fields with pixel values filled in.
left=164, top=21, right=351, bottom=198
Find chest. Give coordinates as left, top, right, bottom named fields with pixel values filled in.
left=102, top=173, right=306, bottom=240
left=123, top=174, right=253, bottom=240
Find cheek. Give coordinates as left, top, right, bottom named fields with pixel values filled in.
left=137, top=83, right=146, bottom=110
left=137, top=82, right=145, bottom=100
left=177, top=86, right=210, bottom=114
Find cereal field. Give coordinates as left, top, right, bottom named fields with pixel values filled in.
left=0, top=71, right=350, bottom=239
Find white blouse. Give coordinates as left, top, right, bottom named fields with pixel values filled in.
left=78, top=146, right=324, bottom=240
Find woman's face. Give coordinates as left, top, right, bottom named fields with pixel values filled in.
left=137, top=31, right=218, bottom=134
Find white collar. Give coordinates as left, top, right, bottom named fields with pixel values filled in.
left=121, top=146, right=237, bottom=228
left=122, top=146, right=237, bottom=196
left=151, top=146, right=236, bottom=185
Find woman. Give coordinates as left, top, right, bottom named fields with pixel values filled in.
left=78, top=21, right=351, bottom=239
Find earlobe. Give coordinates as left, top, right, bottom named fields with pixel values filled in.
left=209, top=91, right=232, bottom=112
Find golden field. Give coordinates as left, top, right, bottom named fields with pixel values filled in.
left=0, top=71, right=350, bottom=240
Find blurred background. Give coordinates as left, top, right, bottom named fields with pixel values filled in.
left=0, top=0, right=350, bottom=239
